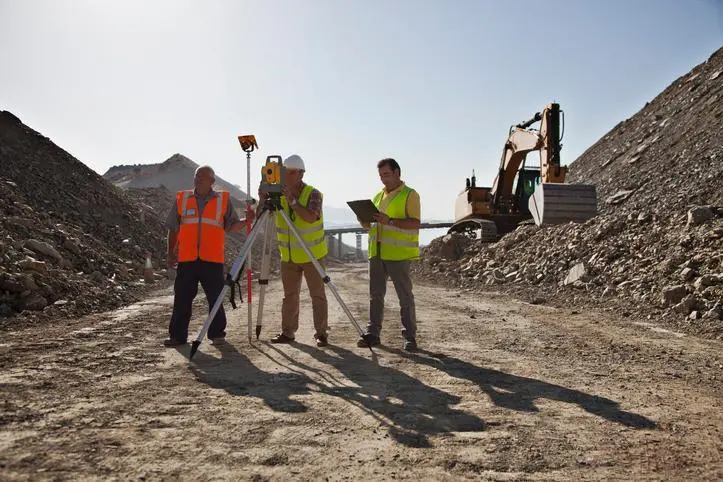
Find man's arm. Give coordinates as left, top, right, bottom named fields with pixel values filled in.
left=372, top=214, right=420, bottom=229
left=167, top=230, right=178, bottom=269
left=288, top=188, right=322, bottom=223
left=166, top=203, right=180, bottom=269
left=371, top=191, right=421, bottom=229
left=224, top=200, right=255, bottom=233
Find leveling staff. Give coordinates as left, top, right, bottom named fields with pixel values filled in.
left=164, top=165, right=254, bottom=347
left=258, top=154, right=330, bottom=347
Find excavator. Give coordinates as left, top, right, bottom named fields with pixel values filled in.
left=449, top=103, right=597, bottom=239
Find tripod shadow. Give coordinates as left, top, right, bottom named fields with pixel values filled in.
left=185, top=341, right=312, bottom=413
left=274, top=343, right=486, bottom=447
left=386, top=348, right=657, bottom=429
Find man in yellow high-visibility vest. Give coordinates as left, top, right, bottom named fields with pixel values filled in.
left=357, top=158, right=421, bottom=351
left=258, top=154, right=330, bottom=347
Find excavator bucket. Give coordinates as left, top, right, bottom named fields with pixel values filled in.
left=528, top=183, right=597, bottom=226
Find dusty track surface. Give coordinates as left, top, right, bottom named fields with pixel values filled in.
left=1, top=263, right=722, bottom=481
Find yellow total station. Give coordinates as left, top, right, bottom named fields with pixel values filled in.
left=260, top=155, right=285, bottom=196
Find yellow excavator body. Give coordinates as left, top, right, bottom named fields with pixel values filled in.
left=450, top=103, right=597, bottom=238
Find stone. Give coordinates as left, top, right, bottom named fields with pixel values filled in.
left=0, top=277, right=25, bottom=293
left=661, top=285, right=687, bottom=306
left=19, top=257, right=48, bottom=275
left=680, top=267, right=696, bottom=282
left=24, top=239, right=62, bottom=262
left=674, top=295, right=699, bottom=315
left=21, top=294, right=48, bottom=311
left=693, top=274, right=718, bottom=290
left=0, top=303, right=15, bottom=317
left=687, top=206, right=714, bottom=226
left=564, top=263, right=589, bottom=285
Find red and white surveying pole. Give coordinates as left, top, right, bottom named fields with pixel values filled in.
left=238, top=135, right=258, bottom=341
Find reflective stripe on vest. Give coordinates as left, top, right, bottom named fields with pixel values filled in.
left=368, top=185, right=419, bottom=261
left=276, top=184, right=328, bottom=263
left=176, top=190, right=228, bottom=263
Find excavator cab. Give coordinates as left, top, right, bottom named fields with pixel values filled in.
left=513, top=168, right=540, bottom=215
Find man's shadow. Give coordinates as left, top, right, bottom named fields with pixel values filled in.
left=183, top=341, right=312, bottom=413
left=273, top=343, right=487, bottom=447
left=386, top=348, right=657, bottom=429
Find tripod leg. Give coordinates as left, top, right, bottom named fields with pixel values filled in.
left=190, top=209, right=269, bottom=359
left=254, top=214, right=275, bottom=339
left=277, top=210, right=373, bottom=353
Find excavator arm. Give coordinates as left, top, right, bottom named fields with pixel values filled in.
left=490, top=103, right=565, bottom=211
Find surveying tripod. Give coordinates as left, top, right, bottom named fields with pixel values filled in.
left=189, top=194, right=373, bottom=359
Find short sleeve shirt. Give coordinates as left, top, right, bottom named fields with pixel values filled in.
left=380, top=182, right=420, bottom=220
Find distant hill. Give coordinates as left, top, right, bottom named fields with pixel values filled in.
left=103, top=154, right=251, bottom=208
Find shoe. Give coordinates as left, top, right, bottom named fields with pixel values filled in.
left=210, top=337, right=227, bottom=345
left=163, top=338, right=187, bottom=347
left=357, top=334, right=380, bottom=348
left=314, top=334, right=328, bottom=347
left=270, top=333, right=295, bottom=344
left=403, top=338, right=418, bottom=352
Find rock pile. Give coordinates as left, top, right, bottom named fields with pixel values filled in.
left=415, top=47, right=723, bottom=339
left=0, top=111, right=171, bottom=323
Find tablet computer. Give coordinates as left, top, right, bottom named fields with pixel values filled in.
left=346, top=199, right=379, bottom=223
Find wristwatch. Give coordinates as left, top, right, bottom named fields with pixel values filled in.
left=290, top=198, right=298, bottom=206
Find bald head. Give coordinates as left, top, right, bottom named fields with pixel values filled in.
left=194, top=165, right=215, bottom=195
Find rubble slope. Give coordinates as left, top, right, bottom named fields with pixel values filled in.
left=416, top=47, right=723, bottom=339
left=0, top=111, right=169, bottom=322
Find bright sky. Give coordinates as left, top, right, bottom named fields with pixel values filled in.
left=1, top=0, right=721, bottom=235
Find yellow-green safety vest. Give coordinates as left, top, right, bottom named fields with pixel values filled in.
left=368, top=185, right=419, bottom=260
left=276, top=184, right=328, bottom=263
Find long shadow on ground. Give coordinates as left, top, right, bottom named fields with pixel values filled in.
left=184, top=341, right=312, bottom=413
left=386, top=348, right=657, bottom=429
left=274, top=343, right=487, bottom=447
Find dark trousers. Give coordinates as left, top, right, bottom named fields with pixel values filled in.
left=168, top=260, right=227, bottom=342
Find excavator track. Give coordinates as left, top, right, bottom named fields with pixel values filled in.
left=448, top=218, right=498, bottom=242
left=528, top=183, right=597, bottom=226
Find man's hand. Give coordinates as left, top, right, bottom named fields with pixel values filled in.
left=372, top=212, right=390, bottom=224
left=245, top=205, right=256, bottom=223
left=358, top=217, right=371, bottom=230
left=282, top=185, right=295, bottom=205
left=257, top=186, right=269, bottom=202
left=167, top=253, right=177, bottom=271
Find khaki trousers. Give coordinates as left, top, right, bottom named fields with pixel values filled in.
left=281, top=257, right=328, bottom=338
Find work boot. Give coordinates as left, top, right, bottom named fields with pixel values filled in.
left=163, top=338, right=187, bottom=347
left=270, top=333, right=295, bottom=344
left=403, top=338, right=418, bottom=352
left=357, top=334, right=380, bottom=348
left=314, top=334, right=328, bottom=347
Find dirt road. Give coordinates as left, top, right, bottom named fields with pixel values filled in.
left=1, top=263, right=721, bottom=480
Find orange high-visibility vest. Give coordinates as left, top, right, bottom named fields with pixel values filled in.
left=176, top=190, right=229, bottom=263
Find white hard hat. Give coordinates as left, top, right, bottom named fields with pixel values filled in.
left=283, top=154, right=305, bottom=171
